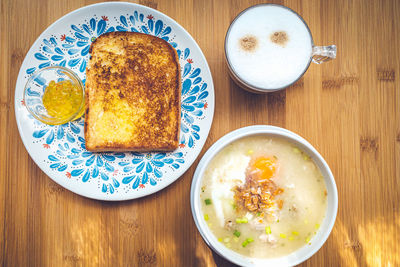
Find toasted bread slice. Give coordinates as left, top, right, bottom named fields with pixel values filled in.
left=84, top=32, right=181, bottom=152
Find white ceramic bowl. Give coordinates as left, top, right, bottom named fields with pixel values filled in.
left=190, top=125, right=338, bottom=267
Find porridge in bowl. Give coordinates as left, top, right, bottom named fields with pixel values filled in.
left=200, top=136, right=327, bottom=258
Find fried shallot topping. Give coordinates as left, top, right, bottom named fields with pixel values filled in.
left=234, top=156, right=284, bottom=213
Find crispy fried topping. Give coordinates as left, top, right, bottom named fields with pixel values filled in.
left=234, top=157, right=284, bottom=213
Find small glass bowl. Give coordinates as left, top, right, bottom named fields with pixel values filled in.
left=24, top=66, right=85, bottom=125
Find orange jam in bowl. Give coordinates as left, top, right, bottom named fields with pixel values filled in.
left=24, top=66, right=85, bottom=125
left=42, top=80, right=84, bottom=121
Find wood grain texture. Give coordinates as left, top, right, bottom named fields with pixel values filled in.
left=1, top=0, right=399, bottom=266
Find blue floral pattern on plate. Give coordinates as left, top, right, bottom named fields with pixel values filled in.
left=16, top=3, right=213, bottom=199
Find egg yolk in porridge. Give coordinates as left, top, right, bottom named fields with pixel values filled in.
left=251, top=156, right=278, bottom=181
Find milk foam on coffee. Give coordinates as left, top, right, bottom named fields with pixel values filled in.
left=226, top=5, right=313, bottom=89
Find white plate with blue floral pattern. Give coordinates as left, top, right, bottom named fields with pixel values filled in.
left=14, top=2, right=214, bottom=200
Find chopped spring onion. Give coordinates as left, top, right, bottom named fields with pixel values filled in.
left=218, top=237, right=223, bottom=242
left=236, top=217, right=248, bottom=224
left=280, top=233, right=286, bottom=238
left=247, top=149, right=254, bottom=155
left=293, top=147, right=301, bottom=154
left=292, top=231, right=299, bottom=236
left=289, top=236, right=294, bottom=241
left=242, top=237, right=254, bottom=247
left=233, top=230, right=241, bottom=237
left=305, top=236, right=311, bottom=244
left=315, top=224, right=320, bottom=229
left=265, top=226, right=271, bottom=235
left=204, top=214, right=209, bottom=221
left=204, top=198, right=212, bottom=205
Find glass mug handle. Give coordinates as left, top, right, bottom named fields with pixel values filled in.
left=312, top=45, right=337, bottom=64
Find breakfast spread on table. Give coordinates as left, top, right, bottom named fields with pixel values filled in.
left=17, top=2, right=337, bottom=265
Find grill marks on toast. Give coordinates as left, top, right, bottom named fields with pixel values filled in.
left=84, top=32, right=181, bottom=152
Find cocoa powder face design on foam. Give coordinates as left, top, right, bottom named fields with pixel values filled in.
left=239, top=35, right=258, bottom=52
left=270, top=31, right=289, bottom=46
left=225, top=5, right=313, bottom=90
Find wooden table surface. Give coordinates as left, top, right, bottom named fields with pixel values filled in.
left=1, top=0, right=399, bottom=266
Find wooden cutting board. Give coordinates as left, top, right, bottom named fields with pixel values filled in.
left=0, top=0, right=399, bottom=266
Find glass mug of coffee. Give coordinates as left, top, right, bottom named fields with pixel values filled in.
left=225, top=4, right=336, bottom=93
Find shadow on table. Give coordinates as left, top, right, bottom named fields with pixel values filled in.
left=212, top=250, right=240, bottom=267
